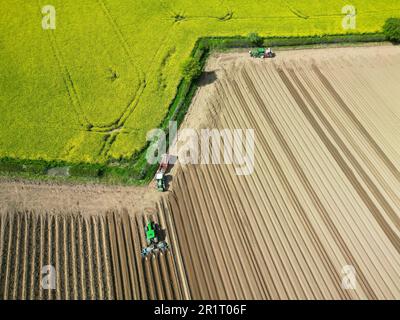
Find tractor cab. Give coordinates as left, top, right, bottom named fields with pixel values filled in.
left=155, top=172, right=165, bottom=192
left=264, top=47, right=275, bottom=58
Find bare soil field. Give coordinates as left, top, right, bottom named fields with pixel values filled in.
left=0, top=182, right=189, bottom=299
left=169, top=45, right=400, bottom=299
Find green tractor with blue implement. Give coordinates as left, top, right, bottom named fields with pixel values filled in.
left=249, top=47, right=275, bottom=58
left=141, top=220, right=169, bottom=257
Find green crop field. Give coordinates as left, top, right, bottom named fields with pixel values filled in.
left=1, top=1, right=399, bottom=168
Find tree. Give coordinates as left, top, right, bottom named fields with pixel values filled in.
left=383, top=18, right=400, bottom=42
left=248, top=32, right=263, bottom=46
left=181, top=57, right=202, bottom=81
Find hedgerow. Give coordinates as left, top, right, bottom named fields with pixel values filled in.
left=383, top=18, right=400, bottom=42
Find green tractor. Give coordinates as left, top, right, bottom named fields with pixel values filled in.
left=141, top=220, right=169, bottom=257
left=249, top=47, right=275, bottom=59
left=155, top=172, right=166, bottom=192
left=145, top=221, right=158, bottom=245
left=154, top=154, right=169, bottom=192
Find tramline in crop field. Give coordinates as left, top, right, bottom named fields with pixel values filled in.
left=1, top=1, right=399, bottom=170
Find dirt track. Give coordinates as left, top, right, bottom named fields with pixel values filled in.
left=0, top=180, right=154, bottom=216
left=169, top=46, right=400, bottom=299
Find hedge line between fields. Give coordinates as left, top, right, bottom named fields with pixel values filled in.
left=199, top=32, right=387, bottom=50
left=0, top=157, right=104, bottom=177
left=0, top=32, right=390, bottom=184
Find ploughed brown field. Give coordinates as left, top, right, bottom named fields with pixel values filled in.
left=1, top=45, right=400, bottom=299
left=0, top=183, right=189, bottom=299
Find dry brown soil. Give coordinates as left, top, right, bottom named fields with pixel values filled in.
left=169, top=45, right=400, bottom=299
